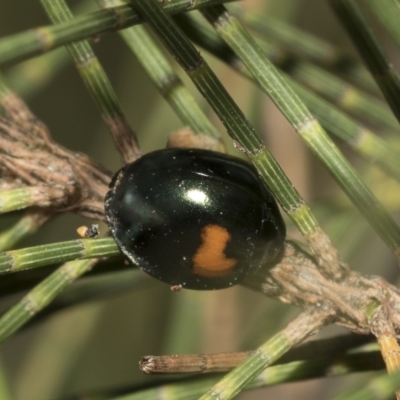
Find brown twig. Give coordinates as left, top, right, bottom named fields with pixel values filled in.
left=140, top=352, right=254, bottom=374
left=244, top=242, right=400, bottom=337
left=0, top=94, right=111, bottom=220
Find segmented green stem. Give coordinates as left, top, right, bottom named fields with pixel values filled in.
left=176, top=12, right=400, bottom=181
left=40, top=0, right=141, bottom=164
left=4, top=0, right=96, bottom=98
left=229, top=4, right=380, bottom=96
left=200, top=5, right=400, bottom=261
left=0, top=258, right=97, bottom=345
left=289, top=79, right=400, bottom=180
left=0, top=238, right=119, bottom=274
left=0, top=187, right=59, bottom=214
left=99, top=0, right=222, bottom=143
left=0, top=0, right=234, bottom=67
left=198, top=307, right=331, bottom=400
left=179, top=11, right=398, bottom=133
left=289, top=61, right=399, bottom=132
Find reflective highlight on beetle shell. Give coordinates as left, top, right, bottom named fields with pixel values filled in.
left=104, top=148, right=286, bottom=290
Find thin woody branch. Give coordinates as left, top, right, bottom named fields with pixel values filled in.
left=244, top=242, right=400, bottom=337
left=140, top=333, right=374, bottom=374
left=0, top=82, right=112, bottom=220
left=0, top=116, right=111, bottom=220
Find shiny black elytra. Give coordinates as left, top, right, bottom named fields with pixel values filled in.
left=104, top=148, right=286, bottom=290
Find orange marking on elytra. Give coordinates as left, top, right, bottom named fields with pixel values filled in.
left=192, top=225, right=237, bottom=277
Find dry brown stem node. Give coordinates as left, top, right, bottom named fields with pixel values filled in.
left=0, top=97, right=111, bottom=220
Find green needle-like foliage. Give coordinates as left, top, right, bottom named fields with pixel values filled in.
left=230, top=4, right=380, bottom=96
left=0, top=0, right=234, bottom=67
left=200, top=5, right=400, bottom=262
left=99, top=0, right=223, bottom=145
left=41, top=0, right=141, bottom=163
left=0, top=258, right=97, bottom=345
left=0, top=238, right=119, bottom=274
left=288, top=60, right=399, bottom=132
left=0, top=188, right=54, bottom=214
left=1, top=1, right=400, bottom=398
left=176, top=12, right=400, bottom=180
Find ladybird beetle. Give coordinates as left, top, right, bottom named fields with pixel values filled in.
left=104, top=148, right=285, bottom=290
